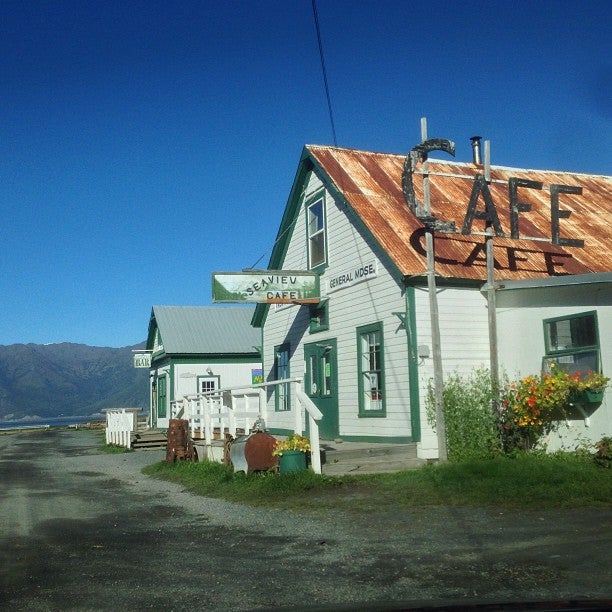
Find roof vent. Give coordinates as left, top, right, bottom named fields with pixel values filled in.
left=470, top=136, right=482, bottom=165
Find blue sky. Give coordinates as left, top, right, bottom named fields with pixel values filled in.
left=1, top=0, right=610, bottom=347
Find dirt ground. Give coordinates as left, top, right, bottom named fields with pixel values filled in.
left=1, top=429, right=611, bottom=611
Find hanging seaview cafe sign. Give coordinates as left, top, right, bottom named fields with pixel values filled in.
left=212, top=271, right=320, bottom=304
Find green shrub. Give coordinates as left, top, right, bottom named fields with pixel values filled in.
left=594, top=436, right=612, bottom=468
left=426, top=368, right=501, bottom=462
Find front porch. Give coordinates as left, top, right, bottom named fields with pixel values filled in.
left=105, top=381, right=427, bottom=475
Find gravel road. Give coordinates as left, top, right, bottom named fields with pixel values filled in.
left=1, top=428, right=611, bottom=611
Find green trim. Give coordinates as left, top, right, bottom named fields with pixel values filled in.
left=252, top=151, right=315, bottom=328
left=267, top=427, right=295, bottom=437
left=157, top=374, right=168, bottom=419
left=169, top=363, right=175, bottom=403
left=307, top=153, right=405, bottom=283
left=304, top=339, right=339, bottom=439
left=309, top=299, right=329, bottom=333
left=405, top=275, right=483, bottom=289
left=151, top=355, right=171, bottom=369
left=356, top=321, right=386, bottom=417
left=406, top=286, right=421, bottom=442
left=196, top=374, right=221, bottom=393
left=274, top=343, right=291, bottom=412
left=304, top=189, right=329, bottom=272
left=543, top=310, right=599, bottom=354
left=267, top=428, right=414, bottom=444
left=165, top=354, right=260, bottom=364
left=542, top=310, right=601, bottom=374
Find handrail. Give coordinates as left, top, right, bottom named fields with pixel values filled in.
left=295, top=384, right=322, bottom=474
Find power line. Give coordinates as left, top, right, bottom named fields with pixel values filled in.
left=312, top=0, right=338, bottom=147
left=248, top=3, right=337, bottom=271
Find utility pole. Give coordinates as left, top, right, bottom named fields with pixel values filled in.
left=483, top=140, right=500, bottom=418
left=421, top=118, right=448, bottom=462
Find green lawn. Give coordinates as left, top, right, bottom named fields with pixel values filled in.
left=142, top=452, right=612, bottom=512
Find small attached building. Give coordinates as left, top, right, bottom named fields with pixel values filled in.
left=495, top=273, right=612, bottom=450
left=253, top=144, right=611, bottom=458
left=147, top=305, right=261, bottom=429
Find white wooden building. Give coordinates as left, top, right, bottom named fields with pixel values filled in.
left=146, top=306, right=261, bottom=429
left=252, top=144, right=611, bottom=458
left=496, top=273, right=612, bottom=450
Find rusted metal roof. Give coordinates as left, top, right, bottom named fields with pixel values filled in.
left=307, top=145, right=612, bottom=282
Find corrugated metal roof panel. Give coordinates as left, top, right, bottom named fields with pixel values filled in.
left=496, top=271, right=612, bottom=291
left=151, top=306, right=259, bottom=355
left=307, top=145, right=611, bottom=282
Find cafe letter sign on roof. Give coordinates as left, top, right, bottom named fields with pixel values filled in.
left=212, top=271, right=319, bottom=304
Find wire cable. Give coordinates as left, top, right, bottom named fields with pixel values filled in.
left=312, top=0, right=338, bottom=147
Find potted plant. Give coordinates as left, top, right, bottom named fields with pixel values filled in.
left=568, top=370, right=609, bottom=405
left=272, top=434, right=311, bottom=474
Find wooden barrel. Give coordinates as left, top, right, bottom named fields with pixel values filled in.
left=166, top=418, right=190, bottom=462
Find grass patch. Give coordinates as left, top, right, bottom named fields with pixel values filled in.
left=96, top=430, right=133, bottom=453
left=101, top=443, right=133, bottom=454
left=143, top=453, right=612, bottom=512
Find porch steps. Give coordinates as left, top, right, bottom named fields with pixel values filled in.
left=131, top=428, right=168, bottom=450
left=320, top=441, right=425, bottom=476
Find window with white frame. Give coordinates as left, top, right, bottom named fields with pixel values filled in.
left=307, top=196, right=326, bottom=269
left=200, top=378, right=217, bottom=394
left=357, top=323, right=385, bottom=416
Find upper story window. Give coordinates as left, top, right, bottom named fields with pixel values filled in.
left=542, top=311, right=600, bottom=375
left=307, top=195, right=326, bottom=269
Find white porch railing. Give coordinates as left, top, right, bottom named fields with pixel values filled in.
left=103, top=408, right=140, bottom=448
left=170, top=378, right=323, bottom=474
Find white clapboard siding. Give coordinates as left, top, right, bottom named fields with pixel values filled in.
left=264, top=172, right=413, bottom=439
left=496, top=298, right=612, bottom=451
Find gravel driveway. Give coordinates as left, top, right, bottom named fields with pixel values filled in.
left=1, top=428, right=611, bottom=611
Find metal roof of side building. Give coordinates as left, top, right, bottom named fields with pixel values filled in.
left=148, top=306, right=260, bottom=356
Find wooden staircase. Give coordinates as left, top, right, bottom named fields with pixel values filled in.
left=130, top=427, right=168, bottom=450
left=320, top=442, right=425, bottom=475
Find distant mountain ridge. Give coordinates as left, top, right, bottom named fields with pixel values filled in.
left=0, top=342, right=149, bottom=420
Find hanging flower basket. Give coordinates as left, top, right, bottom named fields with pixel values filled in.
left=569, top=389, right=604, bottom=405
left=568, top=371, right=608, bottom=405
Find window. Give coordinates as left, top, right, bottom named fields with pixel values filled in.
left=275, top=344, right=290, bottom=411
left=157, top=375, right=167, bottom=418
left=309, top=300, right=329, bottom=333
left=307, top=195, right=326, bottom=269
left=198, top=377, right=218, bottom=394
left=542, top=311, right=600, bottom=375
left=357, top=323, right=385, bottom=416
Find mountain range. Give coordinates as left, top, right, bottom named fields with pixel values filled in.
left=0, top=342, right=149, bottom=421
